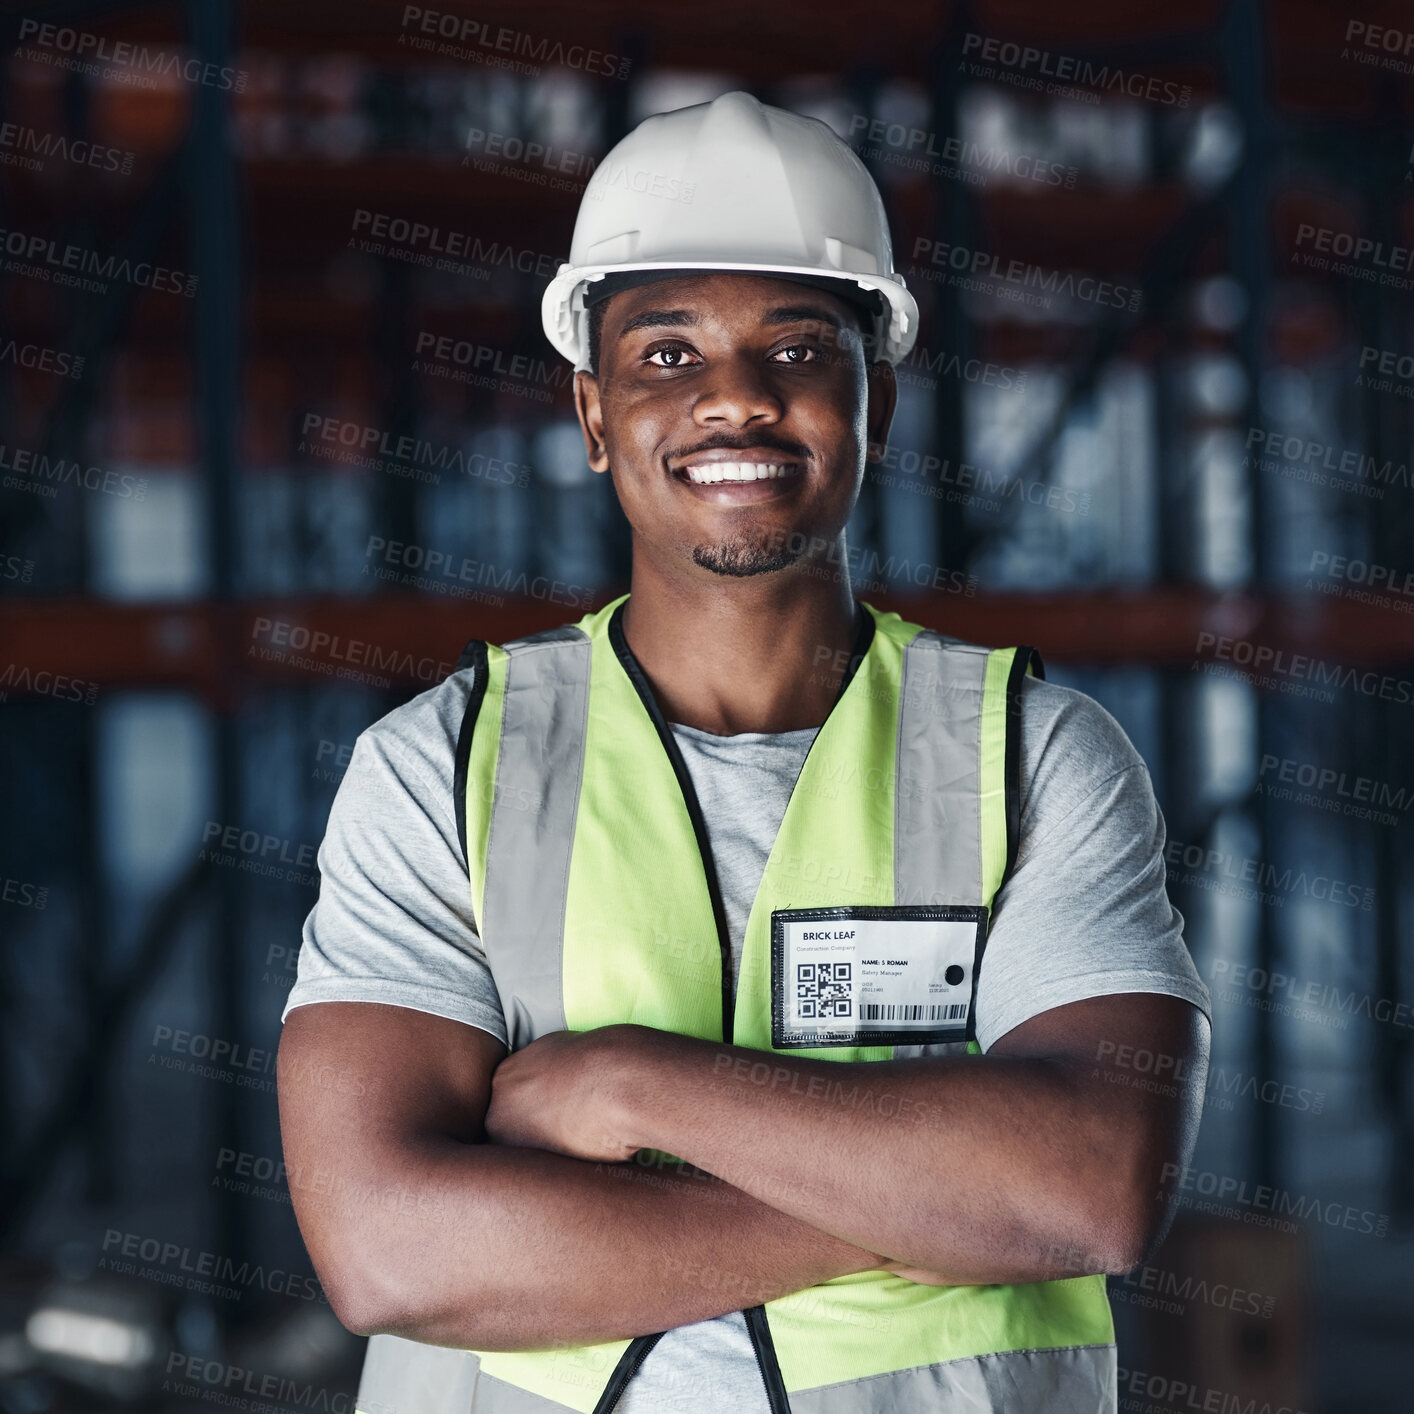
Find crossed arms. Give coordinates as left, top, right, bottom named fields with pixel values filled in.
left=276, top=991, right=1208, bottom=1351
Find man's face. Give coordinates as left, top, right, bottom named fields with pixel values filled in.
left=573, top=272, right=896, bottom=580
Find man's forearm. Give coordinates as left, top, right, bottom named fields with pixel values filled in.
left=621, top=1046, right=1103, bottom=1282
left=332, top=1138, right=883, bottom=1350
left=603, top=1010, right=1206, bottom=1283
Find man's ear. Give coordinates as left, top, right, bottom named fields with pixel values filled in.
left=864, top=359, right=898, bottom=463
left=573, top=369, right=611, bottom=474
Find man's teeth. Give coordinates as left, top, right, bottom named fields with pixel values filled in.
left=684, top=462, right=796, bottom=484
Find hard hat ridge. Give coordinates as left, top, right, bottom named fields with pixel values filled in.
left=540, top=90, right=919, bottom=369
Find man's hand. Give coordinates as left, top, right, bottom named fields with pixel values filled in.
left=484, top=1025, right=955, bottom=1285
left=279, top=1005, right=892, bottom=1350
left=484, top=1024, right=645, bottom=1161
left=879, top=1260, right=953, bottom=1285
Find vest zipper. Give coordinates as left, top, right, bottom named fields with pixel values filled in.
left=591, top=1332, right=666, bottom=1414
left=607, top=599, right=875, bottom=1046
left=608, top=603, right=736, bottom=1043
left=605, top=600, right=877, bottom=1414
left=742, top=1305, right=793, bottom=1414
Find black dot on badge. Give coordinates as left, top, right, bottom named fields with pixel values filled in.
left=945, top=965, right=965, bottom=986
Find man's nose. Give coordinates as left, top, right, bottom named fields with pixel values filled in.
left=691, top=356, right=784, bottom=427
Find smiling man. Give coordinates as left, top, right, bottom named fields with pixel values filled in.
left=277, top=92, right=1211, bottom=1414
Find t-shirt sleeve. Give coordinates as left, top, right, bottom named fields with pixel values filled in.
left=280, top=671, right=509, bottom=1047
left=974, top=675, right=1212, bottom=1053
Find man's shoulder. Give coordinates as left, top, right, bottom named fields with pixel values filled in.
left=1012, top=672, right=1152, bottom=835
left=923, top=627, right=1143, bottom=778
left=350, top=664, right=479, bottom=795
left=347, top=611, right=597, bottom=787
left=1015, top=672, right=1143, bottom=766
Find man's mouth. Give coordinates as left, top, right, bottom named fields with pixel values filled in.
left=680, top=460, right=802, bottom=485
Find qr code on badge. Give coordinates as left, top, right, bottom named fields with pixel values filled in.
left=796, top=962, right=852, bottom=1019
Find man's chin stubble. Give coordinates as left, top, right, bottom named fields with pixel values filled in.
left=690, top=536, right=802, bottom=578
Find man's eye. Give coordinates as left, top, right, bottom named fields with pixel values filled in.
left=772, top=345, right=818, bottom=364
left=646, top=347, right=698, bottom=367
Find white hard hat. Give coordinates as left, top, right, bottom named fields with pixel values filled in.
left=541, top=90, right=920, bottom=370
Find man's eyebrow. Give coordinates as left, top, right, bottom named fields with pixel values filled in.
left=617, top=308, right=699, bottom=336
left=615, top=303, right=849, bottom=338
left=763, top=304, right=846, bottom=330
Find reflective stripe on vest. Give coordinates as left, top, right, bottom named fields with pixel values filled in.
left=355, top=594, right=1115, bottom=1414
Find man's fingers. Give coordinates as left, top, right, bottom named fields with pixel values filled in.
left=881, top=1262, right=953, bottom=1285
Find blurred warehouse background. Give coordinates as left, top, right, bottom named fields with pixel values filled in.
left=1, top=0, right=1412, bottom=1409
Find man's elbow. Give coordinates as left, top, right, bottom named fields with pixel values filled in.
left=1081, top=1142, right=1189, bottom=1276
left=314, top=1244, right=420, bottom=1338
left=1077, top=1204, right=1159, bottom=1277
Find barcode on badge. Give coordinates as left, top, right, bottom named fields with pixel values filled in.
left=860, top=1002, right=968, bottom=1022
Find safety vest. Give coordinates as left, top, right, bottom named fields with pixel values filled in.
left=356, top=593, right=1116, bottom=1414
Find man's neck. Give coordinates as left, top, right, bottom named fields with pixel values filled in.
left=618, top=566, right=862, bottom=736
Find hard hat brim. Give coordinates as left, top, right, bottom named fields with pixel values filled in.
left=542, top=261, right=919, bottom=371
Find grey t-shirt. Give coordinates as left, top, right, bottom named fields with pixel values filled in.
left=282, top=661, right=1211, bottom=1413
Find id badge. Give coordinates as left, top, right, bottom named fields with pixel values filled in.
left=771, top=905, right=987, bottom=1049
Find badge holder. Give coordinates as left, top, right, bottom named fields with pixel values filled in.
left=770, top=905, right=987, bottom=1049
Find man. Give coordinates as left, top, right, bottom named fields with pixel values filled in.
left=277, top=92, right=1211, bottom=1414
